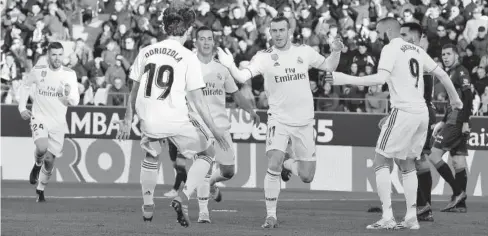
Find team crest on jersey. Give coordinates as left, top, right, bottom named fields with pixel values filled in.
left=217, top=73, right=223, bottom=80
left=41, top=71, right=47, bottom=77
left=273, top=62, right=280, bottom=67
left=297, top=57, right=303, bottom=64
left=271, top=54, right=279, bottom=61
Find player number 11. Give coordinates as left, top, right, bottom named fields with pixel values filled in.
left=144, top=63, right=174, bottom=100
left=409, top=58, right=420, bottom=88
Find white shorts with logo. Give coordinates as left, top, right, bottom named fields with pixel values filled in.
left=375, top=108, right=429, bottom=160
left=266, top=118, right=316, bottom=161
left=140, top=119, right=211, bottom=160
left=30, top=118, right=65, bottom=157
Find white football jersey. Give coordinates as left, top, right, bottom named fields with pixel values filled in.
left=129, top=39, right=205, bottom=136
left=19, top=65, right=79, bottom=132
left=189, top=58, right=238, bottom=132
left=378, top=38, right=438, bottom=113
left=246, top=44, right=325, bottom=126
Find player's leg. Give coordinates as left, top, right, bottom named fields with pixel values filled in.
left=262, top=119, right=290, bottom=228
left=285, top=123, right=316, bottom=183
left=170, top=122, right=214, bottom=227
left=139, top=135, right=161, bottom=222
left=432, top=124, right=467, bottom=211
left=35, top=130, right=64, bottom=202
left=29, top=121, right=49, bottom=185
left=415, top=156, right=434, bottom=221
left=447, top=137, right=469, bottom=213
left=196, top=161, right=213, bottom=223
left=208, top=132, right=236, bottom=202
left=367, top=108, right=405, bottom=229
left=164, top=140, right=187, bottom=198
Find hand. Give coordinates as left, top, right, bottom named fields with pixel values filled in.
left=330, top=37, right=344, bottom=52
left=57, top=82, right=71, bottom=97
left=323, top=72, right=334, bottom=84
left=211, top=128, right=230, bottom=151
left=450, top=98, right=463, bottom=110
left=432, top=122, right=445, bottom=138
left=216, top=47, right=235, bottom=68
left=20, top=110, right=32, bottom=120
left=250, top=111, right=260, bottom=127
left=114, top=119, right=132, bottom=141
left=378, top=116, right=388, bottom=129
left=462, top=122, right=470, bottom=134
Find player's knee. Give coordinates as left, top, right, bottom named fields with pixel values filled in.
left=397, top=159, right=416, bottom=172
left=451, top=155, right=467, bottom=170
left=145, top=152, right=159, bottom=162
left=428, top=148, right=444, bottom=165
left=43, top=152, right=55, bottom=170
left=266, top=150, right=285, bottom=172
left=220, top=165, right=235, bottom=179
left=35, top=141, right=48, bottom=156
left=299, top=172, right=314, bottom=183
left=373, top=153, right=393, bottom=170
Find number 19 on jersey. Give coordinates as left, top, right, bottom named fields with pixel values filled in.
left=144, top=63, right=174, bottom=100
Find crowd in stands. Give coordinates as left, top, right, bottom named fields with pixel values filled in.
left=1, top=0, right=488, bottom=116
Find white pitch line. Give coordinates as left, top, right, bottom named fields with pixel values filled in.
left=1, top=195, right=449, bottom=202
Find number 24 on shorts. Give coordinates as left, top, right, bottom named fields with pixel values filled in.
left=31, top=123, right=44, bottom=132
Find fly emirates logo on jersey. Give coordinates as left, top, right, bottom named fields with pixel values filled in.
left=38, top=85, right=64, bottom=98
left=274, top=68, right=307, bottom=83
left=202, top=82, right=224, bottom=96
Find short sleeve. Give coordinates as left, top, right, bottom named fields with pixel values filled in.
left=304, top=45, right=326, bottom=68
left=224, top=69, right=238, bottom=93
left=185, top=55, right=206, bottom=91
left=129, top=52, right=144, bottom=82
left=377, top=44, right=396, bottom=74
left=246, top=52, right=265, bottom=77
left=421, top=49, right=438, bottom=73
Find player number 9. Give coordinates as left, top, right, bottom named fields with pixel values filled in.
left=409, top=58, right=420, bottom=88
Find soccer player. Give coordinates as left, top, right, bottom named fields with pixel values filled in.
left=423, top=44, right=472, bottom=213
left=18, top=42, right=80, bottom=202
left=115, top=4, right=229, bottom=228
left=326, top=18, right=463, bottom=230
left=165, top=26, right=260, bottom=223
left=216, top=14, right=344, bottom=228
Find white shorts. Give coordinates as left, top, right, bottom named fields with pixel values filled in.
left=140, top=119, right=211, bottom=160
left=375, top=108, right=429, bottom=160
left=30, top=118, right=65, bottom=157
left=266, top=118, right=316, bottom=161
left=212, top=131, right=235, bottom=165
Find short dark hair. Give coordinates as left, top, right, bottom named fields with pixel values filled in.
left=163, top=2, right=196, bottom=36
left=270, top=13, right=290, bottom=28
left=401, top=22, right=423, bottom=37
left=442, top=43, right=458, bottom=54
left=196, top=26, right=213, bottom=38
left=48, top=42, right=64, bottom=51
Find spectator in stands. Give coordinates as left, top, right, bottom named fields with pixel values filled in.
left=463, top=6, right=488, bottom=44
left=471, top=26, right=488, bottom=57
left=481, top=86, right=488, bottom=115
left=365, top=85, right=389, bottom=114
left=318, top=81, right=340, bottom=112
left=106, top=77, right=128, bottom=106
left=463, top=45, right=480, bottom=74
left=474, top=66, right=488, bottom=95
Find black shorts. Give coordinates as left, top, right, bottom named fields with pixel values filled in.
left=422, top=105, right=437, bottom=156
left=433, top=123, right=469, bottom=156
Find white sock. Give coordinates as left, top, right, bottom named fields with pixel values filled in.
left=210, top=165, right=230, bottom=186
left=402, top=169, right=418, bottom=220
left=197, top=175, right=211, bottom=214
left=182, top=155, right=212, bottom=201
left=264, top=169, right=281, bottom=219
left=375, top=166, right=393, bottom=220
left=36, top=165, right=51, bottom=191
left=283, top=159, right=299, bottom=176
left=140, top=160, right=158, bottom=206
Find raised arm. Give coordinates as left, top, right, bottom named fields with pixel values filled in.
left=18, top=70, right=37, bottom=114
left=216, top=47, right=258, bottom=83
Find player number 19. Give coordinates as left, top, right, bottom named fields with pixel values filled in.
left=409, top=58, right=420, bottom=88
left=144, top=63, right=174, bottom=100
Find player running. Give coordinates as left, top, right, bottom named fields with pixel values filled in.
left=216, top=13, right=344, bottom=228
left=19, top=42, right=80, bottom=202
left=326, top=18, right=463, bottom=230
left=115, top=3, right=229, bottom=228
left=164, top=26, right=260, bottom=223
left=420, top=44, right=472, bottom=213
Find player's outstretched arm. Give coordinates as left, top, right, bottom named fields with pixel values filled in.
left=232, top=91, right=260, bottom=126
left=326, top=70, right=388, bottom=86
left=317, top=37, right=344, bottom=72
left=18, top=71, right=36, bottom=120
left=216, top=47, right=253, bottom=83
left=115, top=81, right=139, bottom=141
left=429, top=67, right=463, bottom=109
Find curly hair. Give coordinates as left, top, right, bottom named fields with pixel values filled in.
left=162, top=1, right=196, bottom=36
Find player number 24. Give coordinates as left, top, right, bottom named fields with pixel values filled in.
left=409, top=58, right=420, bottom=88
left=144, top=63, right=174, bottom=100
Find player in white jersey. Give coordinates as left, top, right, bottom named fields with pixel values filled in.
left=164, top=26, right=261, bottom=223
left=18, top=42, right=80, bottom=202
left=115, top=4, right=229, bottom=228
left=326, top=18, right=463, bottom=230
left=216, top=14, right=344, bottom=228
